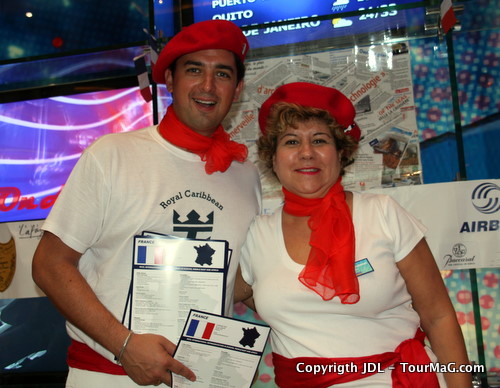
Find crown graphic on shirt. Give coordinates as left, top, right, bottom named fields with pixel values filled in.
left=173, top=210, right=214, bottom=239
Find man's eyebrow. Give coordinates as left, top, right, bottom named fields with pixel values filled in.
left=182, top=60, right=202, bottom=67
left=182, top=60, right=235, bottom=73
left=215, top=64, right=235, bottom=73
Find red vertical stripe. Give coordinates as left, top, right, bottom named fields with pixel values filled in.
left=139, top=86, right=152, bottom=103
left=202, top=322, right=215, bottom=339
left=440, top=0, right=457, bottom=34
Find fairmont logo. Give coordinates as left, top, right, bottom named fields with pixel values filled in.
left=459, top=182, right=499, bottom=233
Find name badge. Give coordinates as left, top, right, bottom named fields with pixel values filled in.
left=355, top=258, right=374, bottom=277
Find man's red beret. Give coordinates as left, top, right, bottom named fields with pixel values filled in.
left=258, top=82, right=361, bottom=141
left=152, top=20, right=249, bottom=84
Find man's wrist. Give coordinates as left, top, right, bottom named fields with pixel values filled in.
left=115, top=330, right=134, bottom=365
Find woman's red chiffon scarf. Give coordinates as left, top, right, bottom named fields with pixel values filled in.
left=282, top=178, right=359, bottom=303
left=158, top=106, right=248, bottom=174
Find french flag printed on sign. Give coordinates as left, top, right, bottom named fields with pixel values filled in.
left=137, top=246, right=166, bottom=264
left=186, top=319, right=216, bottom=340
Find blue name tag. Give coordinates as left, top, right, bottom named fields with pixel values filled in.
left=355, top=258, right=374, bottom=277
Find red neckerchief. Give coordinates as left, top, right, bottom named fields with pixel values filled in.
left=272, top=329, right=440, bottom=388
left=282, top=178, right=359, bottom=303
left=158, top=106, right=248, bottom=174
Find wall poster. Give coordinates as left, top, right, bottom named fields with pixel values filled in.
left=223, top=41, right=422, bottom=209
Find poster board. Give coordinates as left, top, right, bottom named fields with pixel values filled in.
left=223, top=42, right=422, bottom=210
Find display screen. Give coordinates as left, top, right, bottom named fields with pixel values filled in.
left=155, top=0, right=175, bottom=38
left=0, top=86, right=170, bottom=224
left=0, top=297, right=70, bottom=374
left=193, top=0, right=424, bottom=49
left=0, top=0, right=151, bottom=62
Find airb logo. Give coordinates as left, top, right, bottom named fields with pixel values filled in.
left=471, top=182, right=500, bottom=214
left=459, top=182, right=499, bottom=233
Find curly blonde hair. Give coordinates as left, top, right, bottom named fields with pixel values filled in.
left=257, top=102, right=359, bottom=175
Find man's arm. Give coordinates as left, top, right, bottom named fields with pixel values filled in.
left=32, top=231, right=195, bottom=385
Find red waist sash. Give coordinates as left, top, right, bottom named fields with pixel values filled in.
left=67, top=340, right=127, bottom=375
left=272, top=329, right=440, bottom=388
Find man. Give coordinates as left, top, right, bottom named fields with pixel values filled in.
left=32, top=20, right=261, bottom=387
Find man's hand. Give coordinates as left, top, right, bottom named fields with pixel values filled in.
left=120, top=333, right=196, bottom=386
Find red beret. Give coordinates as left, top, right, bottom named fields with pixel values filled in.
left=258, top=82, right=361, bottom=141
left=152, top=20, right=249, bottom=84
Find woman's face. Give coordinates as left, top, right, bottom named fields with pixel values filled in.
left=273, top=119, right=341, bottom=199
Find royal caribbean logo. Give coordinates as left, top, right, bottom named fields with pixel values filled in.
left=173, top=210, right=214, bottom=239
left=459, top=182, right=499, bottom=233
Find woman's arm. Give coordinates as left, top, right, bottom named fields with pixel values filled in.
left=234, top=266, right=256, bottom=310
left=397, top=238, right=472, bottom=387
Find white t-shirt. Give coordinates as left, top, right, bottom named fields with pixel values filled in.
left=241, top=192, right=443, bottom=387
left=43, top=125, right=262, bottom=362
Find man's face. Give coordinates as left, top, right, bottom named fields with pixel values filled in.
left=165, top=49, right=244, bottom=137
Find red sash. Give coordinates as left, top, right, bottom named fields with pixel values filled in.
left=67, top=340, right=127, bottom=375
left=272, top=329, right=439, bottom=388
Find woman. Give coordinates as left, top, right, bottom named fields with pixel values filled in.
left=236, top=82, right=471, bottom=387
